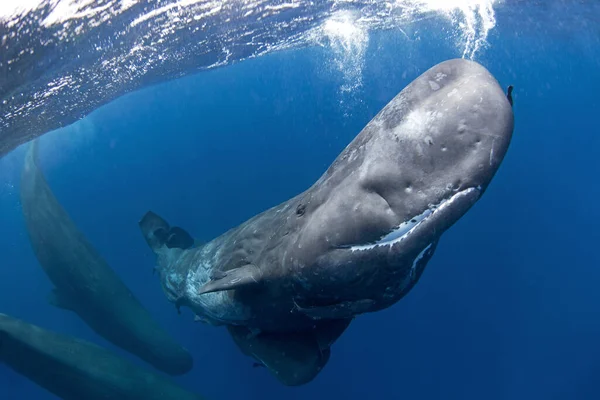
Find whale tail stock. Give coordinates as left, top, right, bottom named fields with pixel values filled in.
left=139, top=211, right=194, bottom=252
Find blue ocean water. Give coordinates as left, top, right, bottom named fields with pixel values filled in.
left=1, top=1, right=600, bottom=399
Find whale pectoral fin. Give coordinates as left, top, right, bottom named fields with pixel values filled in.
left=226, top=325, right=330, bottom=386
left=47, top=289, right=76, bottom=312
left=198, top=264, right=262, bottom=295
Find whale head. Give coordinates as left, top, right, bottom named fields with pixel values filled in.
left=285, top=59, right=514, bottom=318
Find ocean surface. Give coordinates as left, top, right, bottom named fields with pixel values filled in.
left=1, top=0, right=600, bottom=399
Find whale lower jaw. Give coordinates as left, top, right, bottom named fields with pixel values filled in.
left=346, top=187, right=481, bottom=252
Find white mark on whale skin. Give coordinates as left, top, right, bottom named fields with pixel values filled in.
left=398, top=242, right=434, bottom=291
left=410, top=243, right=433, bottom=279
left=397, top=109, right=443, bottom=140
left=168, top=272, right=184, bottom=285
left=348, top=188, right=478, bottom=252
left=447, top=88, right=458, bottom=97
left=429, top=80, right=441, bottom=91
left=435, top=72, right=447, bottom=82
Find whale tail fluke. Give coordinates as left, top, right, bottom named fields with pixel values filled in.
left=139, top=211, right=194, bottom=252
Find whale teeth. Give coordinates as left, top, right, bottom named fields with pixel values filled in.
left=348, top=187, right=479, bottom=252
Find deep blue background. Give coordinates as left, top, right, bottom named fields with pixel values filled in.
left=1, top=13, right=600, bottom=400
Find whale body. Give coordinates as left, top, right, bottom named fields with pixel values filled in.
left=0, top=313, right=204, bottom=400
left=140, top=58, right=514, bottom=384
left=20, top=141, right=193, bottom=376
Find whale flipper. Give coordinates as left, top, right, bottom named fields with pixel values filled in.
left=198, top=264, right=262, bottom=295
left=139, top=211, right=194, bottom=251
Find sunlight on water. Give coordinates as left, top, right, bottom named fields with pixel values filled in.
left=0, top=0, right=502, bottom=157
left=414, top=0, right=498, bottom=58
left=311, top=0, right=497, bottom=102
left=320, top=11, right=369, bottom=94
left=0, top=0, right=41, bottom=20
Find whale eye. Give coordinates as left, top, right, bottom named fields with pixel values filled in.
left=296, top=203, right=306, bottom=217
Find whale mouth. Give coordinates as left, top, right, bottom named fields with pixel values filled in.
left=339, top=187, right=481, bottom=252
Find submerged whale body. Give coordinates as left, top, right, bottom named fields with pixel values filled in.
left=0, top=313, right=204, bottom=400
left=20, top=141, right=193, bottom=376
left=140, top=58, right=514, bottom=385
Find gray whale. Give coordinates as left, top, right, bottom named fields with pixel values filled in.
left=20, top=141, right=193, bottom=375
left=140, top=58, right=514, bottom=384
left=0, top=313, right=204, bottom=400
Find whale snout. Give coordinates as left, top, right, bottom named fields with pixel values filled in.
left=350, top=59, right=513, bottom=256
left=289, top=59, right=514, bottom=316
left=372, top=58, right=513, bottom=207
left=305, top=59, right=513, bottom=254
